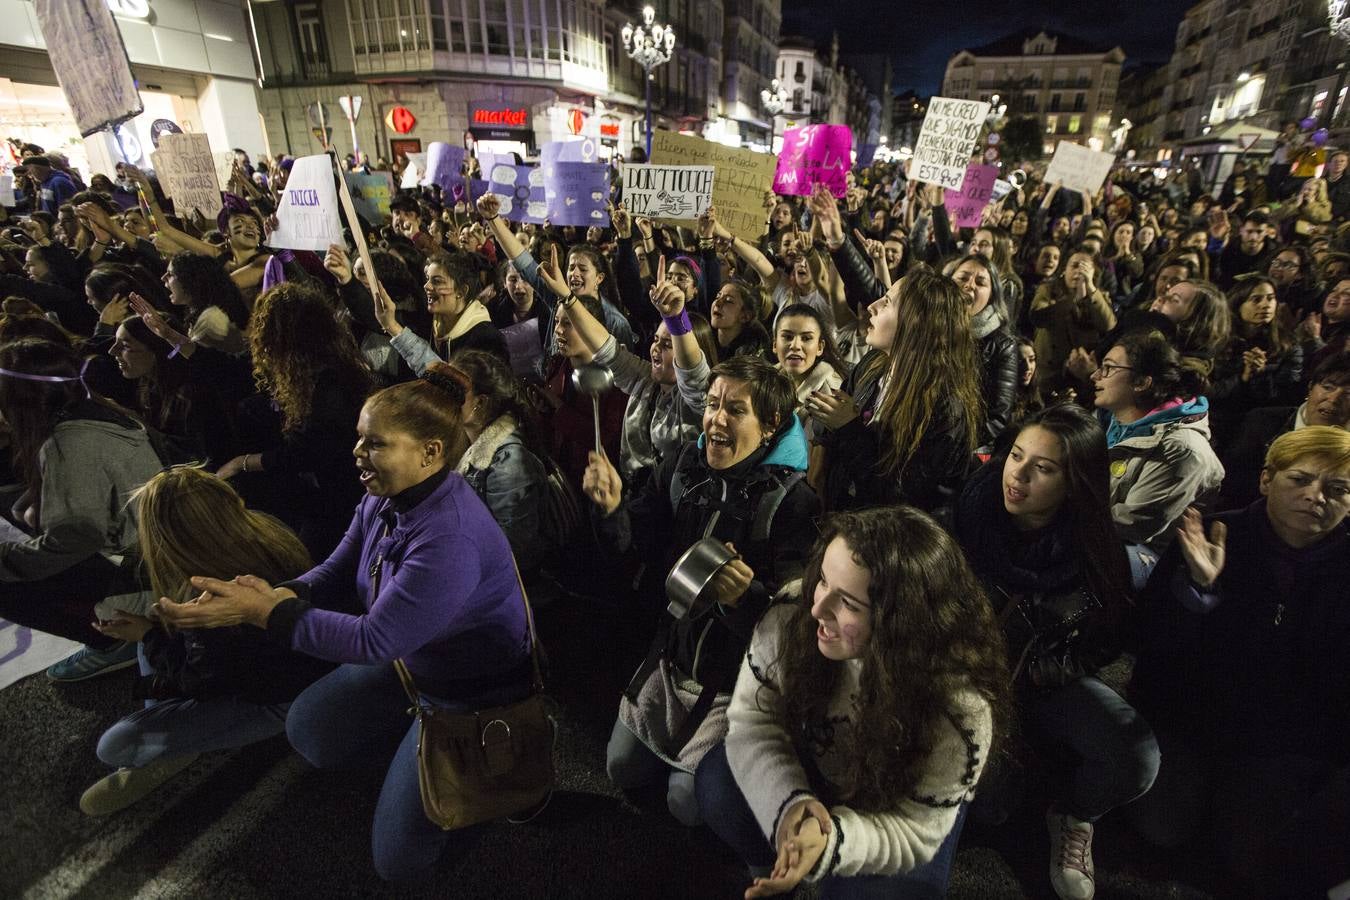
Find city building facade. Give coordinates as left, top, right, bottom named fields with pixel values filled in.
left=1118, top=63, right=1170, bottom=157
left=771, top=35, right=881, bottom=155
left=1157, top=0, right=1347, bottom=144
left=0, top=0, right=266, bottom=180
left=941, top=28, right=1126, bottom=157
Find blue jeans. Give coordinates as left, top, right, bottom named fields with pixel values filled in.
left=605, top=718, right=700, bottom=826
left=696, top=743, right=965, bottom=899
left=285, top=662, right=525, bottom=882
left=1020, top=676, right=1159, bottom=822
left=96, top=645, right=289, bottom=768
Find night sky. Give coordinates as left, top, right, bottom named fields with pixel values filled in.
left=781, top=0, right=1198, bottom=95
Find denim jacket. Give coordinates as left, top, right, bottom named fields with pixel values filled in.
left=456, top=415, right=549, bottom=573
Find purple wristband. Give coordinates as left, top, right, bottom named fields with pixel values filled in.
left=662, top=309, right=693, bottom=336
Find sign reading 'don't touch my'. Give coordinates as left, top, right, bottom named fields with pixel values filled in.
left=911, top=97, right=991, bottom=191
left=650, top=132, right=776, bottom=242
left=621, top=165, right=714, bottom=219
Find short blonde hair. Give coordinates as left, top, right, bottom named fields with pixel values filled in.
left=1264, top=426, right=1350, bottom=476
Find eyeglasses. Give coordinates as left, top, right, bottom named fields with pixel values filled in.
left=1269, top=259, right=1299, bottom=270
left=1094, top=363, right=1134, bottom=379
left=669, top=273, right=694, bottom=284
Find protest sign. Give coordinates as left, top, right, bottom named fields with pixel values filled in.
left=943, top=164, right=999, bottom=229
left=992, top=179, right=1014, bottom=202
left=621, top=165, right=714, bottom=219
left=269, top=155, right=345, bottom=251
left=214, top=152, right=238, bottom=195
left=421, top=142, right=466, bottom=193
left=0, top=175, right=15, bottom=208
left=651, top=132, right=775, bottom=242
left=480, top=163, right=547, bottom=224
left=153, top=133, right=222, bottom=220
left=911, top=97, right=991, bottom=190
left=1043, top=141, right=1117, bottom=195
left=542, top=139, right=599, bottom=167
left=34, top=0, right=143, bottom=136
left=773, top=125, right=853, bottom=198
left=500, top=318, right=543, bottom=377
left=345, top=171, right=395, bottom=223
left=545, top=162, right=610, bottom=226
left=401, top=152, right=427, bottom=188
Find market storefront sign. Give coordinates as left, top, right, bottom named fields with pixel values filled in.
left=468, top=101, right=532, bottom=139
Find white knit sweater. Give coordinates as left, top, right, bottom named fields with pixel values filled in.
left=725, top=604, right=992, bottom=881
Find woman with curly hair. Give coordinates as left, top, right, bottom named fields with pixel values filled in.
left=220, top=282, right=376, bottom=557
left=809, top=267, right=984, bottom=516
left=696, top=506, right=1011, bottom=898
left=161, top=252, right=250, bottom=355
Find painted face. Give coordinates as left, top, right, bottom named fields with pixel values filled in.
left=710, top=285, right=752, bottom=330
left=423, top=262, right=467, bottom=317
left=1002, top=425, right=1069, bottom=528
left=812, top=537, right=873, bottom=661
left=774, top=313, right=824, bottom=377
left=1267, top=251, right=1300, bottom=287
left=1324, top=279, right=1350, bottom=324
left=353, top=404, right=445, bottom=497
left=702, top=376, right=771, bottom=470
left=649, top=323, right=676, bottom=385
left=1238, top=283, right=1278, bottom=326
left=1150, top=281, right=1196, bottom=323
left=1259, top=461, right=1350, bottom=548
left=566, top=251, right=603, bottom=297
left=1091, top=344, right=1138, bottom=413
left=667, top=261, right=698, bottom=304
left=864, top=281, right=901, bottom=351
left=951, top=259, right=992, bottom=318
left=110, top=324, right=155, bottom=380
left=1019, top=343, right=1037, bottom=386
left=227, top=213, right=260, bottom=249
left=1034, top=245, right=1060, bottom=276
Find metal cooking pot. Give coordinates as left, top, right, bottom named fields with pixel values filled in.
left=665, top=538, right=736, bottom=620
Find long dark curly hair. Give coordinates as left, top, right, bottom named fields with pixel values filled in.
left=249, top=282, right=375, bottom=431
left=772, top=506, right=1013, bottom=811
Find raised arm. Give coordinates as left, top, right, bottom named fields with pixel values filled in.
left=126, top=166, right=223, bottom=259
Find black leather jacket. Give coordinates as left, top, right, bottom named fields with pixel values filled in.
left=978, top=326, right=1020, bottom=448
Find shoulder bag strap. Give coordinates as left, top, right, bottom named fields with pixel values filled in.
left=508, top=552, right=546, bottom=695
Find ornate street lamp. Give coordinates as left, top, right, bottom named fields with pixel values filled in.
left=621, top=5, right=676, bottom=157
left=761, top=78, right=788, bottom=151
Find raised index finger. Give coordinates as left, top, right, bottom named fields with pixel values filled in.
left=657, top=254, right=666, bottom=283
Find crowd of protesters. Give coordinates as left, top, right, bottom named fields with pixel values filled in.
left=0, top=132, right=1347, bottom=899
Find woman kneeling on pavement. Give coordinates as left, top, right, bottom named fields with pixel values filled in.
left=80, top=466, right=330, bottom=815
left=696, top=506, right=1010, bottom=899
left=582, top=355, right=819, bottom=826
left=158, top=362, right=533, bottom=881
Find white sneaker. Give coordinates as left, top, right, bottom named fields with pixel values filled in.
left=1047, top=810, right=1095, bottom=900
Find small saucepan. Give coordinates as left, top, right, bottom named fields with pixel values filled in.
left=665, top=538, right=736, bottom=621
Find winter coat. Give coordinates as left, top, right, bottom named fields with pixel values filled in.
left=456, top=414, right=550, bottom=574
left=1029, top=279, right=1117, bottom=392
left=972, top=305, right=1019, bottom=448
left=1103, top=398, right=1225, bottom=552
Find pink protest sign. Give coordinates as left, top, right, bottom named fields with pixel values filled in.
left=772, top=125, right=853, bottom=198
left=943, top=164, right=999, bottom=229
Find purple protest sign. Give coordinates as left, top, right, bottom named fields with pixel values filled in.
left=481, top=163, right=547, bottom=224
left=545, top=162, right=610, bottom=226
left=542, top=138, right=599, bottom=169
left=772, top=125, right=853, bottom=198
left=943, top=164, right=998, bottom=229
left=421, top=141, right=466, bottom=193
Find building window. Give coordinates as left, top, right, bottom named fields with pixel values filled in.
left=1068, top=115, right=1082, bottom=133
left=1050, top=93, right=1062, bottom=112
left=1045, top=115, right=1058, bottom=133
left=1073, top=93, right=1086, bottom=112
left=795, top=60, right=805, bottom=81
left=296, top=2, right=327, bottom=65
left=793, top=88, right=804, bottom=111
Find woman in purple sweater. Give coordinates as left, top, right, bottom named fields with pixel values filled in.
left=158, top=362, right=532, bottom=881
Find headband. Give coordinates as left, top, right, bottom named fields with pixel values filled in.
left=0, top=357, right=93, bottom=398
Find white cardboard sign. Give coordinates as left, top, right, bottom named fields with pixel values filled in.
left=268, top=155, right=345, bottom=252
left=1043, top=141, right=1117, bottom=195
left=33, top=0, right=143, bottom=136
left=911, top=97, right=991, bottom=190
left=621, top=164, right=714, bottom=218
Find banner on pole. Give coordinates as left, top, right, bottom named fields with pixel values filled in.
left=151, top=133, right=222, bottom=220
left=33, top=0, right=143, bottom=136
left=345, top=171, right=395, bottom=223
left=773, top=125, right=853, bottom=198
left=911, top=97, right=991, bottom=190
left=269, top=155, right=346, bottom=251
left=650, top=132, right=775, bottom=242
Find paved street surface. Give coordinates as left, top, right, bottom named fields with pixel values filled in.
left=2, top=593, right=1219, bottom=899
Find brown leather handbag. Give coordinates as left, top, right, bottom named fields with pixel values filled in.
left=392, top=557, right=555, bottom=831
